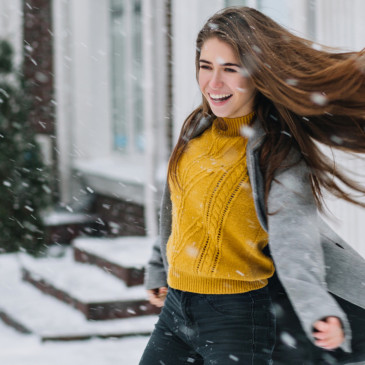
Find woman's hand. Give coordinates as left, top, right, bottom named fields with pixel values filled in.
left=312, top=316, right=344, bottom=350
left=147, top=287, right=168, bottom=308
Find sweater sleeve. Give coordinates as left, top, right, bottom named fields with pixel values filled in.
left=267, top=155, right=352, bottom=352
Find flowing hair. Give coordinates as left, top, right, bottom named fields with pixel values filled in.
left=168, top=6, right=365, bottom=211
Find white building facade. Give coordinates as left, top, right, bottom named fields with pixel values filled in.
left=2, top=0, right=365, bottom=254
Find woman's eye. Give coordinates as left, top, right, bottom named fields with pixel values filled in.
left=199, top=65, right=211, bottom=70
left=224, top=68, right=237, bottom=73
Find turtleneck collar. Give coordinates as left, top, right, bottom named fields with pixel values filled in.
left=214, top=112, right=255, bottom=137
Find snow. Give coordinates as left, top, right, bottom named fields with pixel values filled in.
left=20, top=250, right=147, bottom=302
left=0, top=253, right=157, bottom=337
left=42, top=211, right=94, bottom=226
left=240, top=125, right=255, bottom=138
left=0, top=321, right=149, bottom=365
left=73, top=236, right=155, bottom=268
left=0, top=252, right=155, bottom=364
left=285, top=78, right=298, bottom=86
left=310, top=92, right=328, bottom=106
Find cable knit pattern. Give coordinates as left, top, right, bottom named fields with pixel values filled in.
left=167, top=113, right=275, bottom=294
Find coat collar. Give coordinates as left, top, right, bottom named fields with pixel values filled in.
left=247, top=117, right=266, bottom=152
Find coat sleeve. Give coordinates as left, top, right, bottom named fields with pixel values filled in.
left=144, top=181, right=171, bottom=290
left=144, top=236, right=168, bottom=290
left=267, top=155, right=352, bottom=352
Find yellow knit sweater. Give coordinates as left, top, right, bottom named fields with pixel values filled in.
left=167, top=113, right=275, bottom=294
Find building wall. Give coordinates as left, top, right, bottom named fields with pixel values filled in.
left=23, top=0, right=55, bottom=135
left=313, top=0, right=365, bottom=257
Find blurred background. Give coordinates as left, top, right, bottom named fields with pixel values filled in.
left=0, top=0, right=364, bottom=364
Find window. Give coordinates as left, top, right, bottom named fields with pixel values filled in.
left=110, top=0, right=144, bottom=154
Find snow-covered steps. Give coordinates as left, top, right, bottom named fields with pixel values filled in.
left=0, top=253, right=158, bottom=341
left=20, top=251, right=159, bottom=320
left=73, top=236, right=155, bottom=287
left=42, top=210, right=98, bottom=244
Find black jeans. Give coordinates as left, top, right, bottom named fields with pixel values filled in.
left=139, top=286, right=275, bottom=365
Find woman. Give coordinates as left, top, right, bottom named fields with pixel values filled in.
left=140, top=6, right=365, bottom=365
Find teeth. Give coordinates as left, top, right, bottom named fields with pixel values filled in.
left=210, top=93, right=232, bottom=100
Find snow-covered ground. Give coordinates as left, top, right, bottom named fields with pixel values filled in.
left=0, top=243, right=155, bottom=365
left=0, top=320, right=149, bottom=365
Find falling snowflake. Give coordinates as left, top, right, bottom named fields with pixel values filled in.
left=86, top=186, right=94, bottom=193
left=310, top=92, right=328, bottom=106
left=252, top=45, right=262, bottom=54
left=239, top=67, right=251, bottom=78
left=229, top=354, right=239, bottom=362
left=216, top=57, right=225, bottom=65
left=208, top=23, right=219, bottom=30
left=280, top=331, right=297, bottom=348
left=186, top=245, right=199, bottom=258
left=240, top=125, right=255, bottom=138
left=285, top=78, right=298, bottom=86
left=330, top=135, right=343, bottom=145
left=281, top=131, right=292, bottom=138
left=311, top=43, right=323, bottom=51
left=24, top=205, right=34, bottom=212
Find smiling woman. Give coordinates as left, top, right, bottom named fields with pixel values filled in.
left=198, top=38, right=256, bottom=118
left=140, top=6, right=365, bottom=365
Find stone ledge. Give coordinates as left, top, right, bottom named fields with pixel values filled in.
left=74, top=246, right=144, bottom=287
left=22, top=268, right=159, bottom=320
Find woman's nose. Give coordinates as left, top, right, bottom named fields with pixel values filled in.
left=209, top=71, right=224, bottom=89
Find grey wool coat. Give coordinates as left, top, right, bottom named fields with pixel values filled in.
left=145, top=117, right=365, bottom=353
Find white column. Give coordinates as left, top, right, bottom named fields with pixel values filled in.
left=125, top=0, right=136, bottom=155
left=171, top=0, right=224, bottom=143
left=142, top=0, right=158, bottom=237
left=53, top=0, right=74, bottom=203
left=153, top=0, right=169, bottom=178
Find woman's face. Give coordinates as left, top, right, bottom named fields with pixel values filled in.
left=198, top=37, right=256, bottom=118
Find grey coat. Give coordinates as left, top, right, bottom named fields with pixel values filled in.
left=145, top=117, right=365, bottom=353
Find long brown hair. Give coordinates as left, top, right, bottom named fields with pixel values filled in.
left=168, top=6, right=365, bottom=210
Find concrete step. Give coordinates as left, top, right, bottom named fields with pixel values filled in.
left=42, top=210, right=99, bottom=245
left=20, top=250, right=159, bottom=320
left=0, top=253, right=158, bottom=341
left=72, top=236, right=155, bottom=287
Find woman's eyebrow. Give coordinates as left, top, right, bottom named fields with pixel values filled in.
left=199, top=59, right=240, bottom=67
